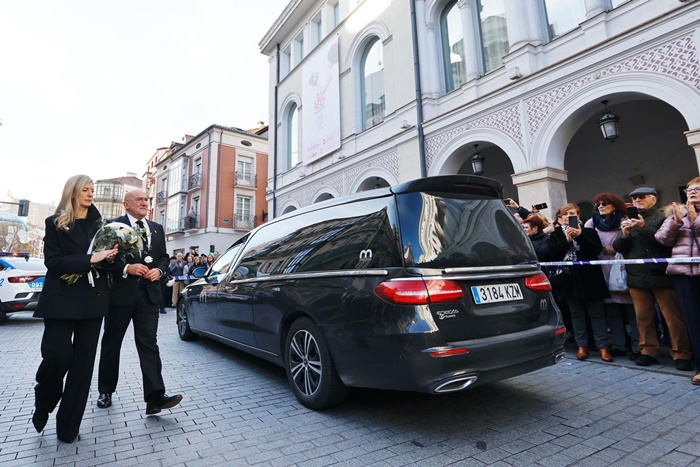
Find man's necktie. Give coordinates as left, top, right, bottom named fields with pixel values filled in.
left=135, top=220, right=149, bottom=252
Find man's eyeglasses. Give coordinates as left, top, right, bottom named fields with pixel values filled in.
left=685, top=187, right=700, bottom=194
left=595, top=201, right=610, bottom=208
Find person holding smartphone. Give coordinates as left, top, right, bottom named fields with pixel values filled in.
left=550, top=203, right=613, bottom=362
left=655, top=177, right=700, bottom=382
left=613, top=187, right=692, bottom=370
left=584, top=193, right=639, bottom=361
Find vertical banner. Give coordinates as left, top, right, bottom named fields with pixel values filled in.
left=302, top=37, right=340, bottom=165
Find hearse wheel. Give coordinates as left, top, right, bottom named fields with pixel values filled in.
left=177, top=300, right=198, bottom=341
left=285, top=318, right=348, bottom=409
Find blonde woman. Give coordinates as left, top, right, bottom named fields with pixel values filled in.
left=32, top=175, right=118, bottom=443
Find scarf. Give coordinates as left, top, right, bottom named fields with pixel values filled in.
left=592, top=211, right=622, bottom=232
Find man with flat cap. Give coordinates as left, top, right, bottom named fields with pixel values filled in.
left=613, top=187, right=692, bottom=370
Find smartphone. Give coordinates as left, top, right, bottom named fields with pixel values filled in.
left=627, top=206, right=639, bottom=219
left=534, top=202, right=548, bottom=210
left=568, top=215, right=579, bottom=230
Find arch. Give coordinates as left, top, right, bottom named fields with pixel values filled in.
left=311, top=185, right=341, bottom=204
left=429, top=126, right=527, bottom=176
left=344, top=21, right=391, bottom=70
left=280, top=201, right=300, bottom=215
left=350, top=167, right=399, bottom=193
left=533, top=73, right=700, bottom=170
left=279, top=92, right=301, bottom=172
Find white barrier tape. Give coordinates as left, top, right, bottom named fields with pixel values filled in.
left=540, top=257, right=700, bottom=267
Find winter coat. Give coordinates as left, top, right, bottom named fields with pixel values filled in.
left=584, top=218, right=633, bottom=305
left=529, top=231, right=567, bottom=262
left=551, top=226, right=610, bottom=301
left=34, top=205, right=111, bottom=320
left=655, top=213, right=700, bottom=277
left=612, top=208, right=673, bottom=289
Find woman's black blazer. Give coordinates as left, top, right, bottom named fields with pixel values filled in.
left=34, top=205, right=110, bottom=320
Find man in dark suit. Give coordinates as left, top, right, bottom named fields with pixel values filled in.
left=96, top=189, right=183, bottom=415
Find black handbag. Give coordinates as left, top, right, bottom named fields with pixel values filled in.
left=545, top=266, right=572, bottom=287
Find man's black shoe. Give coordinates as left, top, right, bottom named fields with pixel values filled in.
left=32, top=410, right=48, bottom=433
left=58, top=433, right=79, bottom=443
left=675, top=359, right=693, bottom=371
left=146, top=394, right=183, bottom=415
left=159, top=310, right=167, bottom=314
left=629, top=352, right=641, bottom=361
left=97, top=393, right=112, bottom=408
left=635, top=354, right=659, bottom=366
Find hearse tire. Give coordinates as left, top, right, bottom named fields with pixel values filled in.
left=177, top=301, right=198, bottom=341
left=0, top=310, right=6, bottom=325
left=285, top=317, right=349, bottom=410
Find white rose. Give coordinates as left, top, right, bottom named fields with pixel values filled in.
left=144, top=256, right=153, bottom=264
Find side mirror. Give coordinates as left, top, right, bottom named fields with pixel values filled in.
left=192, top=267, right=206, bottom=278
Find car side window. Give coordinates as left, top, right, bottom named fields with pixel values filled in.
left=209, top=243, right=244, bottom=277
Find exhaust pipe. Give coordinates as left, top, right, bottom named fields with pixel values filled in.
left=554, top=352, right=566, bottom=363
left=434, top=375, right=478, bottom=393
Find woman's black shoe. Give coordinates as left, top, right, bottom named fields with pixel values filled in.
left=58, top=433, right=79, bottom=443
left=32, top=411, right=48, bottom=433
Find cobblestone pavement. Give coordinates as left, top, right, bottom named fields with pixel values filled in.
left=2, top=310, right=700, bottom=466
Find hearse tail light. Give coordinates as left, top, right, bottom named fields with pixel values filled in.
left=524, top=273, right=551, bottom=293
left=375, top=280, right=464, bottom=305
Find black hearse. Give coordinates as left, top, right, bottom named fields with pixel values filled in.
left=177, top=175, right=566, bottom=409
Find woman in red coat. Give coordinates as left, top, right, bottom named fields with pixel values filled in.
left=32, top=175, right=117, bottom=443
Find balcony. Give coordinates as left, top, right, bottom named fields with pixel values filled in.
left=156, top=191, right=166, bottom=205
left=189, top=173, right=202, bottom=190
left=234, top=213, right=257, bottom=230
left=235, top=171, right=257, bottom=188
left=183, top=215, right=199, bottom=230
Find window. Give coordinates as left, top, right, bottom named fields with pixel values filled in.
left=195, top=158, right=201, bottom=174
left=361, top=37, right=385, bottom=130
left=311, top=11, right=323, bottom=46
left=440, top=1, right=466, bottom=92
left=159, top=210, right=165, bottom=226
left=333, top=1, right=340, bottom=27
left=169, top=162, right=182, bottom=195
left=477, top=0, right=509, bottom=74
left=238, top=157, right=252, bottom=178
left=293, top=31, right=304, bottom=66
left=236, top=196, right=252, bottom=218
left=543, top=0, right=586, bottom=39
left=610, top=0, right=630, bottom=8
left=281, top=45, right=291, bottom=76
left=287, top=103, right=299, bottom=168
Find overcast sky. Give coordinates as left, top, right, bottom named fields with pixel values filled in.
left=0, top=0, right=288, bottom=205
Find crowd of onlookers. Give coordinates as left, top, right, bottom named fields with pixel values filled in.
left=159, top=248, right=219, bottom=313
left=507, top=176, right=700, bottom=386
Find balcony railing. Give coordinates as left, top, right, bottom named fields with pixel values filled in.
left=183, top=215, right=199, bottom=230
left=189, top=173, right=202, bottom=190
left=156, top=191, right=166, bottom=205
left=234, top=213, right=257, bottom=230
left=235, top=171, right=257, bottom=188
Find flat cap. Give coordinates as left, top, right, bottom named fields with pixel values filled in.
left=628, top=187, right=657, bottom=197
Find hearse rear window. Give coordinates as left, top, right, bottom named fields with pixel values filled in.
left=396, top=192, right=535, bottom=268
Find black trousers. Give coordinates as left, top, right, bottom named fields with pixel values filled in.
left=35, top=317, right=103, bottom=439
left=673, top=275, right=700, bottom=369
left=98, top=287, right=165, bottom=402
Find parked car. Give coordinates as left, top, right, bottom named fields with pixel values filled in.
left=176, top=175, right=566, bottom=409
left=0, top=252, right=46, bottom=324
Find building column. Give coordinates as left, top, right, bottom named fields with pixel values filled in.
left=685, top=128, right=700, bottom=173
left=457, top=0, right=481, bottom=82
left=511, top=167, right=569, bottom=219
left=584, top=0, right=608, bottom=18
left=503, top=0, right=544, bottom=51
left=416, top=0, right=439, bottom=97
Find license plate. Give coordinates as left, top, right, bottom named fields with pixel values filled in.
left=29, top=278, right=44, bottom=291
left=470, top=283, right=523, bottom=305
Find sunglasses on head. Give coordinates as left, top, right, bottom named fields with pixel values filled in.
left=595, top=201, right=610, bottom=208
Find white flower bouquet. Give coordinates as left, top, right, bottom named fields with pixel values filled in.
left=61, top=222, right=145, bottom=284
